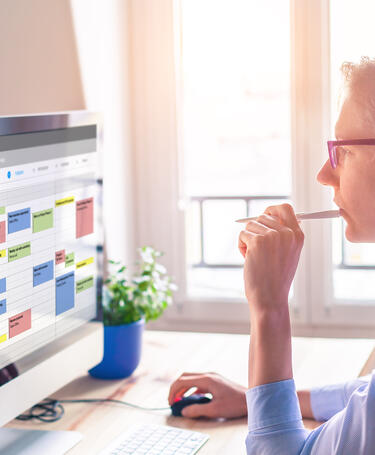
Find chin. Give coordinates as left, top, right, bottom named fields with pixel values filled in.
left=345, top=224, right=375, bottom=243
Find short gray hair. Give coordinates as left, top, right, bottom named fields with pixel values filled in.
left=341, top=56, right=375, bottom=127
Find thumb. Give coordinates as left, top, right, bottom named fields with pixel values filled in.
left=181, top=403, right=214, bottom=418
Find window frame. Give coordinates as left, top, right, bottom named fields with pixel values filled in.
left=130, top=0, right=375, bottom=337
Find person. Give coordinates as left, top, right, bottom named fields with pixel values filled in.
left=168, top=57, right=375, bottom=454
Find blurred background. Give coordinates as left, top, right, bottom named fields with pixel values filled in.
left=1, top=0, right=375, bottom=337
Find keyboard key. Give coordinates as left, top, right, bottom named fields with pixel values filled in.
left=99, top=425, right=209, bottom=455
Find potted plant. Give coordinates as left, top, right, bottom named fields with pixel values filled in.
left=89, top=246, right=177, bottom=379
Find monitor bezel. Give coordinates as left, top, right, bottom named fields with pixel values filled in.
left=0, top=112, right=104, bottom=424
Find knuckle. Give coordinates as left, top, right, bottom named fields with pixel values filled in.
left=267, top=230, right=278, bottom=240
left=281, top=227, right=294, bottom=238
left=282, top=203, right=293, bottom=211
left=257, top=214, right=269, bottom=224
left=245, top=220, right=257, bottom=230
left=253, top=235, right=264, bottom=247
left=241, top=230, right=252, bottom=242
left=296, top=230, right=305, bottom=242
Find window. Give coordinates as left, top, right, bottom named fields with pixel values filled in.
left=181, top=0, right=292, bottom=299
left=130, top=0, right=375, bottom=335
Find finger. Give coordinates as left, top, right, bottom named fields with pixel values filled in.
left=181, top=402, right=216, bottom=419
left=179, top=372, right=203, bottom=376
left=244, top=219, right=278, bottom=236
left=249, top=214, right=285, bottom=231
left=195, top=388, right=210, bottom=395
left=168, top=376, right=211, bottom=405
left=238, top=230, right=258, bottom=258
left=265, top=203, right=302, bottom=233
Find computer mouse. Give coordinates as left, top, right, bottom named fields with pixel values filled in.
left=171, top=393, right=212, bottom=417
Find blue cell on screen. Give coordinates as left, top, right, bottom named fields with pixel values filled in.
left=7, top=171, right=11, bottom=179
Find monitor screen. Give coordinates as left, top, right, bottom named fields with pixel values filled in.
left=0, top=115, right=101, bottom=375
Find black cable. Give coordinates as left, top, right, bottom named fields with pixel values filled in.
left=16, top=399, right=65, bottom=423
left=16, top=397, right=170, bottom=423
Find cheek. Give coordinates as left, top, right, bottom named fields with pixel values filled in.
left=340, top=164, right=375, bottom=241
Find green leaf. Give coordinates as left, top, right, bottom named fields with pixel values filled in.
left=104, top=250, right=177, bottom=326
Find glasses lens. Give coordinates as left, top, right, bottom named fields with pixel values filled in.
left=328, top=144, right=337, bottom=168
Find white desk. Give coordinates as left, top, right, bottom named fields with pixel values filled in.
left=7, top=331, right=375, bottom=454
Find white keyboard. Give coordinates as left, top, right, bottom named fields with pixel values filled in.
left=99, top=424, right=209, bottom=455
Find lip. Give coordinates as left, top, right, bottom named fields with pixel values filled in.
left=333, top=199, right=343, bottom=212
left=333, top=201, right=348, bottom=219
left=339, top=207, right=349, bottom=220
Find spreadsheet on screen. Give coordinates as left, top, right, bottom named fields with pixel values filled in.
left=0, top=125, right=99, bottom=369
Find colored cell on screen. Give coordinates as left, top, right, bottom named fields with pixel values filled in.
left=76, top=197, right=94, bottom=238
left=8, top=208, right=30, bottom=234
left=76, top=257, right=94, bottom=269
left=55, top=196, right=74, bottom=207
left=0, top=278, right=6, bottom=293
left=65, top=252, right=75, bottom=268
left=55, top=249, right=65, bottom=265
left=8, top=241, right=30, bottom=262
left=0, top=299, right=6, bottom=315
left=33, top=208, right=53, bottom=233
left=0, top=221, right=5, bottom=243
left=9, top=309, right=31, bottom=338
left=55, top=271, right=75, bottom=315
left=76, top=275, right=94, bottom=294
left=33, top=260, right=54, bottom=287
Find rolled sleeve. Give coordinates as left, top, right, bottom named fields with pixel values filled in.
left=246, top=379, right=309, bottom=455
left=246, top=379, right=303, bottom=431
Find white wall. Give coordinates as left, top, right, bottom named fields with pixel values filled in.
left=0, top=0, right=85, bottom=114
left=70, top=0, right=135, bottom=266
left=0, top=0, right=135, bottom=265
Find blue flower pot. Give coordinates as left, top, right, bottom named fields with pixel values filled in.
left=89, top=318, right=145, bottom=379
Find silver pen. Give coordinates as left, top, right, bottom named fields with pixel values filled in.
left=235, top=209, right=341, bottom=223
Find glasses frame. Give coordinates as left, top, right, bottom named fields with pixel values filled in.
left=327, top=138, right=375, bottom=168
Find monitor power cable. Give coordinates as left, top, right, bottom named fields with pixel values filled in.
left=16, top=397, right=171, bottom=423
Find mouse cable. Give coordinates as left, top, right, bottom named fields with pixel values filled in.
left=16, top=397, right=171, bottom=423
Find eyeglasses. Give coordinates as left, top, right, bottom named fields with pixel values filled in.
left=327, top=138, right=375, bottom=168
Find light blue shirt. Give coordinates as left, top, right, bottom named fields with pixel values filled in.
left=245, top=370, right=375, bottom=454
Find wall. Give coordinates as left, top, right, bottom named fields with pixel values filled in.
left=0, top=0, right=84, bottom=114
left=0, top=0, right=135, bottom=265
left=70, top=0, right=135, bottom=266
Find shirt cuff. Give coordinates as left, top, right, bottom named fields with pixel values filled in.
left=246, top=379, right=302, bottom=432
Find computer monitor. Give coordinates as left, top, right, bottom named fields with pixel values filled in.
left=0, top=112, right=103, bottom=446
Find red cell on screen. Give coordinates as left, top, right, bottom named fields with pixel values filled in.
left=0, top=221, right=5, bottom=243
left=9, top=309, right=31, bottom=338
left=55, top=249, right=66, bottom=265
left=76, top=197, right=94, bottom=239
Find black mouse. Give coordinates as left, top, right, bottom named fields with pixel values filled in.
left=171, top=393, right=212, bottom=417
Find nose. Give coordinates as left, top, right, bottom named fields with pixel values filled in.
left=316, top=159, right=339, bottom=188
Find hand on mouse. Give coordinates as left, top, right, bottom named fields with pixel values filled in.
left=168, top=372, right=247, bottom=419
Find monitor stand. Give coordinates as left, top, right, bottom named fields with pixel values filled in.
left=0, top=428, right=82, bottom=455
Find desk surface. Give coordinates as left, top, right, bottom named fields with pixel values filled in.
left=7, top=330, right=375, bottom=455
